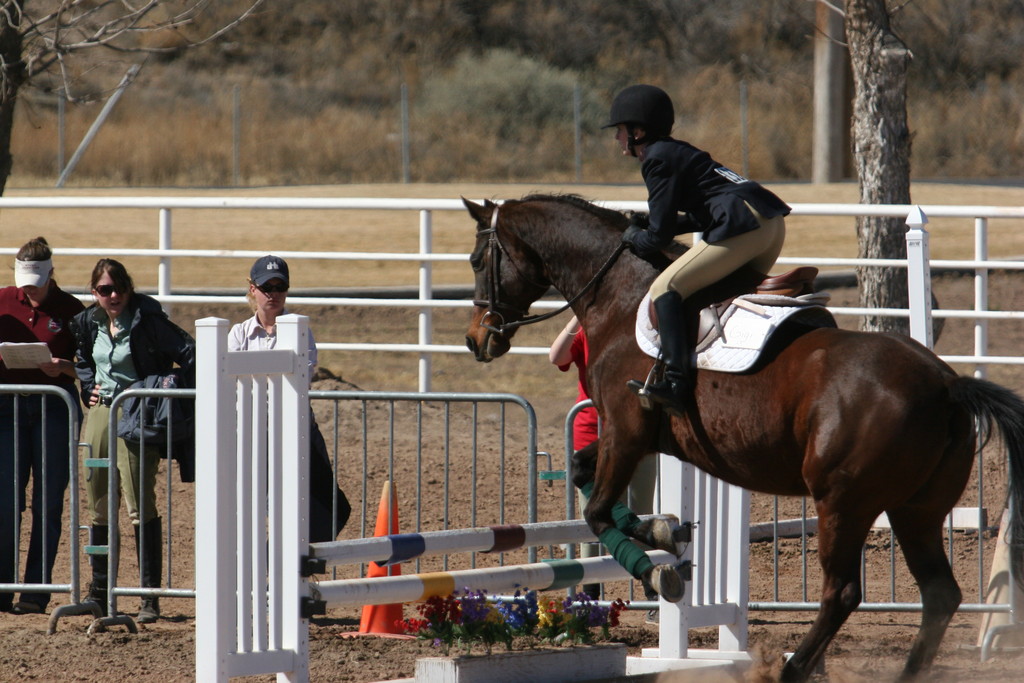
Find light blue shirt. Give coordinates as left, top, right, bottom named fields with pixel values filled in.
left=91, top=309, right=137, bottom=397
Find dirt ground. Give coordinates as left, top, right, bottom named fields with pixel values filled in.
left=2, top=273, right=1024, bottom=682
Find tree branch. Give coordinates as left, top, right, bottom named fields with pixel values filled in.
left=11, top=0, right=267, bottom=100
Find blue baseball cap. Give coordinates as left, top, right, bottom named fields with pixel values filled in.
left=250, top=255, right=290, bottom=287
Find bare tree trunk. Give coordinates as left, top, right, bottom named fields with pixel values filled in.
left=0, top=15, right=24, bottom=196
left=845, top=0, right=912, bottom=334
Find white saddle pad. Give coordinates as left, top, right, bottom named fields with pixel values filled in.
left=635, top=291, right=836, bottom=373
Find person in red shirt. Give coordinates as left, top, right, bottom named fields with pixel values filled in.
left=549, top=315, right=598, bottom=452
left=0, top=237, right=85, bottom=614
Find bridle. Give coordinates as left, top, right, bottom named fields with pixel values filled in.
left=472, top=204, right=628, bottom=336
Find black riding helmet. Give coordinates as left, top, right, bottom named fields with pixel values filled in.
left=604, top=84, right=675, bottom=148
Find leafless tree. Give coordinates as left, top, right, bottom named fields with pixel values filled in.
left=844, top=0, right=913, bottom=334
left=0, top=0, right=266, bottom=194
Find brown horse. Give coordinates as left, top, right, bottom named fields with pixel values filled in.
left=462, top=194, right=1024, bottom=683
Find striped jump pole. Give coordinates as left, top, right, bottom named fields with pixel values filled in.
left=315, top=551, right=678, bottom=608
left=309, top=517, right=669, bottom=569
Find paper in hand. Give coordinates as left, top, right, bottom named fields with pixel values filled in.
left=0, top=342, right=53, bottom=369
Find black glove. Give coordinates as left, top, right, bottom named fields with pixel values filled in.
left=625, top=211, right=649, bottom=230
left=621, top=212, right=650, bottom=254
left=621, top=223, right=645, bottom=254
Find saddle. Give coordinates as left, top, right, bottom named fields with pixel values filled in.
left=648, top=266, right=820, bottom=329
left=754, top=266, right=819, bottom=297
left=636, top=266, right=837, bottom=373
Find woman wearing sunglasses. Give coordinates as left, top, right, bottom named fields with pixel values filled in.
left=70, top=258, right=195, bottom=624
left=228, top=255, right=350, bottom=543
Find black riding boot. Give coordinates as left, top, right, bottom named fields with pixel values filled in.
left=629, top=291, right=692, bottom=416
left=86, top=525, right=109, bottom=616
left=136, top=518, right=162, bottom=624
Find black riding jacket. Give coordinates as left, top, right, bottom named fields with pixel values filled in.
left=631, top=137, right=791, bottom=257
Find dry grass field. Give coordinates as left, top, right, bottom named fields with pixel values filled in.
left=4, top=181, right=1024, bottom=289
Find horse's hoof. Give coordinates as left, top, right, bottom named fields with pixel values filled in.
left=636, top=516, right=680, bottom=554
left=649, top=564, right=685, bottom=603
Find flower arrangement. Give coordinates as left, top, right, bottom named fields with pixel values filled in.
left=398, top=587, right=627, bottom=656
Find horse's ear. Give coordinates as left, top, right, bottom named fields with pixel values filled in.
left=462, top=197, right=493, bottom=226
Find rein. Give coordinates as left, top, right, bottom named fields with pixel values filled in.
left=474, top=205, right=628, bottom=335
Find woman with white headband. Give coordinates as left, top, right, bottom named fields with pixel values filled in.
left=0, top=237, right=84, bottom=615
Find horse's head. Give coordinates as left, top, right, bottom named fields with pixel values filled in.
left=463, top=197, right=551, bottom=362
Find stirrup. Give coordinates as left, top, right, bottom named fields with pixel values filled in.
left=627, top=365, right=659, bottom=411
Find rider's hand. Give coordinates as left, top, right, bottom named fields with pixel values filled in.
left=621, top=224, right=645, bottom=254
left=622, top=211, right=650, bottom=253
left=625, top=211, right=649, bottom=230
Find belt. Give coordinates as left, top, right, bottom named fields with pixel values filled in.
left=97, top=395, right=114, bottom=406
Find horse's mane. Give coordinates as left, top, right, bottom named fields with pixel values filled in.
left=518, top=193, right=628, bottom=229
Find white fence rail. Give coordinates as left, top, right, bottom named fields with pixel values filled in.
left=3, top=197, right=1023, bottom=390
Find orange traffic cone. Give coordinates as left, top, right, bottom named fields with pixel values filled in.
left=357, top=480, right=405, bottom=635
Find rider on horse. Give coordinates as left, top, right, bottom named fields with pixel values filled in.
left=607, top=84, right=791, bottom=416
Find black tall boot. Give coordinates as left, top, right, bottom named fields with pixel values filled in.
left=629, top=291, right=692, bottom=416
left=136, top=518, right=162, bottom=624
left=86, top=525, right=109, bottom=616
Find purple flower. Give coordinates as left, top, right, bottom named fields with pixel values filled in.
left=587, top=604, right=609, bottom=628
left=460, top=589, right=491, bottom=623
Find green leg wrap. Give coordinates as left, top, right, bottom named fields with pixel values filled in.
left=579, top=481, right=642, bottom=535
left=579, top=481, right=653, bottom=579
left=599, top=527, right=655, bottom=580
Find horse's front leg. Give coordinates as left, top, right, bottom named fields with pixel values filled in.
left=582, top=441, right=685, bottom=602
left=570, top=440, right=600, bottom=490
left=573, top=442, right=678, bottom=554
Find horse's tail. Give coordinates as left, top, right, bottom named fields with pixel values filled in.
left=952, top=376, right=1024, bottom=585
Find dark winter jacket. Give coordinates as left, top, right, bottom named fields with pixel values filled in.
left=116, top=373, right=196, bottom=482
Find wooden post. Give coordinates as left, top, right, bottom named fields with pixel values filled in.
left=812, top=2, right=848, bottom=183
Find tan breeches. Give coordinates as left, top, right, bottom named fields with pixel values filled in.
left=82, top=404, right=161, bottom=526
left=650, top=207, right=786, bottom=300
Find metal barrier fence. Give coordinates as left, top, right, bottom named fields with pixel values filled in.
left=0, top=386, right=83, bottom=618
left=307, top=389, right=546, bottom=567
left=16, top=373, right=553, bottom=632
left=92, top=387, right=198, bottom=631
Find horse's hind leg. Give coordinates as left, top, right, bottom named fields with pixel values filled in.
left=782, top=512, right=870, bottom=683
left=887, top=509, right=963, bottom=681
